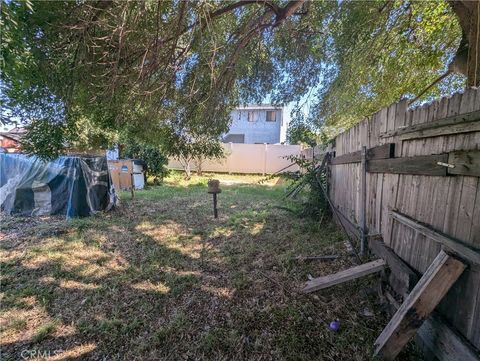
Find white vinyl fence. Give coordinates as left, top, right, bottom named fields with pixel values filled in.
left=168, top=143, right=303, bottom=174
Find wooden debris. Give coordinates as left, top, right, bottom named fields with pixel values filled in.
left=374, top=250, right=466, bottom=360
left=302, top=259, right=387, bottom=294
left=293, top=255, right=338, bottom=262
left=368, top=235, right=418, bottom=296
left=384, top=291, right=480, bottom=361
left=384, top=290, right=401, bottom=309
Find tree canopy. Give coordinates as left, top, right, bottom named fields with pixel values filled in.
left=1, top=0, right=477, bottom=154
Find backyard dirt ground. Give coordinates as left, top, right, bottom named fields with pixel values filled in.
left=1, top=172, right=423, bottom=360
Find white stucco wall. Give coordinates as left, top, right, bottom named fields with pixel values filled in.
left=168, top=143, right=302, bottom=174
left=225, top=107, right=283, bottom=144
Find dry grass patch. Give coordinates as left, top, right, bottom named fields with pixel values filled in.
left=0, top=174, right=423, bottom=360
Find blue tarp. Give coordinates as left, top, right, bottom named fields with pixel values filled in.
left=0, top=153, right=116, bottom=218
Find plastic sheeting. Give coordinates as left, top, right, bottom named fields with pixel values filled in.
left=0, top=154, right=116, bottom=218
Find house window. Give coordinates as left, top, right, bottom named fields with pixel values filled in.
left=266, top=110, right=276, bottom=122
left=248, top=111, right=258, bottom=122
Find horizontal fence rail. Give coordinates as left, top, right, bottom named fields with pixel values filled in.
left=318, top=87, right=480, bottom=358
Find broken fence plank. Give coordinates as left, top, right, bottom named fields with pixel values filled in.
left=331, top=143, right=395, bottom=165
left=374, top=250, right=466, bottom=360
left=367, top=154, right=449, bottom=176
left=390, top=210, right=480, bottom=265
left=368, top=235, right=419, bottom=296
left=384, top=292, right=480, bottom=361
left=302, top=259, right=387, bottom=293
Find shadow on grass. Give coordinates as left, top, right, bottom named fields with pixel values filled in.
left=0, top=181, right=423, bottom=360
left=1, top=223, right=203, bottom=359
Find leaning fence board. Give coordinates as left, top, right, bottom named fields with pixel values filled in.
left=368, top=235, right=418, bottom=296
left=374, top=250, right=466, bottom=360
left=367, top=154, right=448, bottom=176
left=379, top=109, right=480, bottom=138
left=302, top=259, right=386, bottom=293
left=386, top=292, right=480, bottom=361
left=391, top=210, right=480, bottom=265
left=448, top=150, right=480, bottom=177
left=333, top=206, right=361, bottom=240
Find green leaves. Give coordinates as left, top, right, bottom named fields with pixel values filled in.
left=2, top=0, right=465, bottom=158
left=314, top=0, right=463, bottom=132
left=122, top=141, right=169, bottom=183
left=20, top=118, right=66, bottom=160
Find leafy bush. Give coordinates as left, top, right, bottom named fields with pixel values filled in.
left=283, top=154, right=331, bottom=220
left=122, top=142, right=169, bottom=184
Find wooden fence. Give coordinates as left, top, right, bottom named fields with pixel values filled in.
left=326, top=87, right=480, bottom=358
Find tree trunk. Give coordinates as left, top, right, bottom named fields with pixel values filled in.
left=184, top=160, right=191, bottom=180
left=178, top=156, right=192, bottom=180
left=196, top=157, right=203, bottom=176
left=449, top=1, right=480, bottom=86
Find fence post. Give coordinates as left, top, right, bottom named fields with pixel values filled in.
left=360, top=146, right=367, bottom=256
left=263, top=143, right=268, bottom=175
left=228, top=142, right=233, bottom=174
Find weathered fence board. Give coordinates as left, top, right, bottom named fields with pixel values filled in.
left=367, top=154, right=449, bottom=176
left=448, top=150, right=480, bottom=177
left=331, top=143, right=395, bottom=165
left=379, top=108, right=480, bottom=138
left=327, top=87, right=480, bottom=356
left=374, top=250, right=466, bottom=360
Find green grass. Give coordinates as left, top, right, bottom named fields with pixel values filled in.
left=0, top=172, right=423, bottom=360
left=33, top=322, right=58, bottom=343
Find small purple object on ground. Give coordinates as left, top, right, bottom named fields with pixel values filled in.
left=329, top=320, right=340, bottom=332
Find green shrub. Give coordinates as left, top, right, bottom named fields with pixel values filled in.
left=122, top=142, right=169, bottom=184
left=283, top=154, right=330, bottom=220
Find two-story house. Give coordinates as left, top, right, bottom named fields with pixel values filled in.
left=223, top=105, right=283, bottom=144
